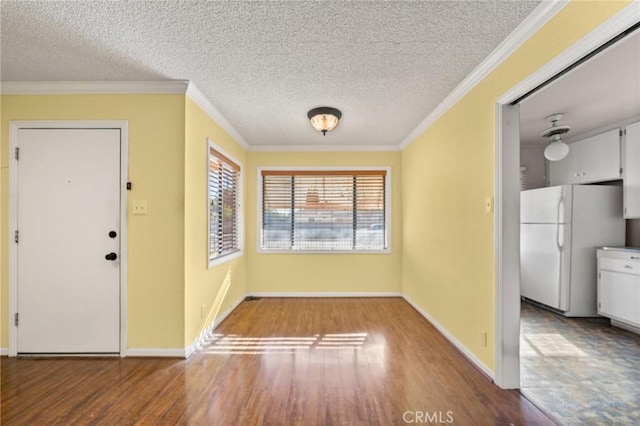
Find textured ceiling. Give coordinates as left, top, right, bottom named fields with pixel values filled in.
left=1, top=1, right=541, bottom=148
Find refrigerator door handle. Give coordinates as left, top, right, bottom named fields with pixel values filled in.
left=556, top=196, right=564, bottom=249
left=556, top=195, right=565, bottom=310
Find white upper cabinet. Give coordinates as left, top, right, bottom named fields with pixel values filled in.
left=549, top=146, right=581, bottom=185
left=549, top=128, right=621, bottom=186
left=622, top=121, right=640, bottom=218
left=579, top=129, right=622, bottom=183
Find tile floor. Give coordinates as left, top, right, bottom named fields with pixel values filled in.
left=520, top=301, right=640, bottom=425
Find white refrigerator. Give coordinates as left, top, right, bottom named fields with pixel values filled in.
left=520, top=185, right=625, bottom=317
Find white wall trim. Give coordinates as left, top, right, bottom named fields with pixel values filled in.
left=0, top=80, right=189, bottom=95
left=256, top=166, right=392, bottom=255
left=186, top=82, right=249, bottom=149
left=398, top=1, right=568, bottom=150
left=494, top=104, right=521, bottom=389
left=249, top=144, right=400, bottom=152
left=207, top=139, right=245, bottom=269
left=126, top=348, right=188, bottom=358
left=8, top=120, right=129, bottom=358
left=0, top=348, right=8, bottom=356
left=185, top=295, right=247, bottom=358
left=402, top=295, right=494, bottom=380
left=119, top=123, right=130, bottom=358
left=248, top=292, right=402, bottom=298
left=132, top=293, right=402, bottom=358
left=494, top=1, right=640, bottom=389
left=134, top=293, right=403, bottom=359
left=1, top=81, right=251, bottom=151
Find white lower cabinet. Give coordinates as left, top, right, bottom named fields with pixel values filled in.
left=597, top=248, right=640, bottom=329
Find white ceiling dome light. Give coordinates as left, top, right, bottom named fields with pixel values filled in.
left=541, top=113, right=571, bottom=161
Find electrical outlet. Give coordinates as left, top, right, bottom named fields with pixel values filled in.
left=479, top=330, right=487, bottom=347
left=132, top=200, right=148, bottom=215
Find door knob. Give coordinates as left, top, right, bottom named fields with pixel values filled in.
left=109, top=231, right=117, bottom=238
left=105, top=252, right=118, bottom=261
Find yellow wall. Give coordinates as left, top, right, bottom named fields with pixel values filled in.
left=246, top=151, right=402, bottom=293
left=0, top=94, right=187, bottom=349
left=1, top=1, right=629, bottom=363
left=401, top=0, right=631, bottom=370
left=183, top=98, right=248, bottom=346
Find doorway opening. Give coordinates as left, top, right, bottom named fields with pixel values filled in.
left=495, top=4, right=639, bottom=423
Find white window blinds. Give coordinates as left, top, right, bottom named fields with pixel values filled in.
left=261, top=170, right=387, bottom=251
left=209, top=147, right=240, bottom=262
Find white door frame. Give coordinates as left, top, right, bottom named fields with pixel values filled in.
left=494, top=3, right=640, bottom=388
left=8, top=120, right=129, bottom=357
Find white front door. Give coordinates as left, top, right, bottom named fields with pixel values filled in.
left=16, top=128, right=121, bottom=354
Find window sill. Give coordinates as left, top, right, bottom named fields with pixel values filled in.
left=208, top=249, right=243, bottom=269
left=256, top=248, right=391, bottom=255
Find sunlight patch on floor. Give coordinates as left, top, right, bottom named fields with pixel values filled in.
left=201, top=332, right=369, bottom=355
left=521, top=333, right=587, bottom=357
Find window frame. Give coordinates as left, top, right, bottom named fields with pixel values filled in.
left=208, top=139, right=243, bottom=268
left=257, top=166, right=391, bottom=254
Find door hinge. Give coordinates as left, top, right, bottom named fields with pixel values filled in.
left=620, top=167, right=623, bottom=176
left=14, top=230, right=19, bottom=244
left=14, top=313, right=19, bottom=326
left=620, top=129, right=624, bottom=137
left=15, top=147, right=19, bottom=161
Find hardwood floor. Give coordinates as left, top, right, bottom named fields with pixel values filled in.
left=2, top=298, right=554, bottom=425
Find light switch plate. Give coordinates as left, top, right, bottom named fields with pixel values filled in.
left=485, top=197, right=494, bottom=214
left=132, top=200, right=148, bottom=215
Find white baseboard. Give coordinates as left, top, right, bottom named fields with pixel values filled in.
left=125, top=348, right=187, bottom=358
left=0, top=348, right=8, bottom=356
left=118, top=292, right=489, bottom=377
left=126, top=293, right=402, bottom=358
left=402, top=295, right=494, bottom=381
left=611, top=319, right=640, bottom=335
left=247, top=292, right=402, bottom=298
left=185, top=294, right=246, bottom=358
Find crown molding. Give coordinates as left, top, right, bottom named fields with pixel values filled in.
left=0, top=80, right=189, bottom=94
left=399, top=0, right=569, bottom=150
left=249, top=144, right=400, bottom=152
left=185, top=82, right=249, bottom=149
left=0, top=80, right=251, bottom=149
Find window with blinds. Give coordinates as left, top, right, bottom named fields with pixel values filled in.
left=261, top=169, right=389, bottom=251
left=209, top=143, right=241, bottom=266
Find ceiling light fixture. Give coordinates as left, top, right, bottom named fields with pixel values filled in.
left=307, top=107, right=342, bottom=136
left=541, top=113, right=571, bottom=161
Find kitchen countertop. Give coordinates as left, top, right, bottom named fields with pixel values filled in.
left=599, top=246, right=640, bottom=253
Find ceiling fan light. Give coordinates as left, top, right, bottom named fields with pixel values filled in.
left=544, top=140, right=569, bottom=161
left=308, top=107, right=342, bottom=135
